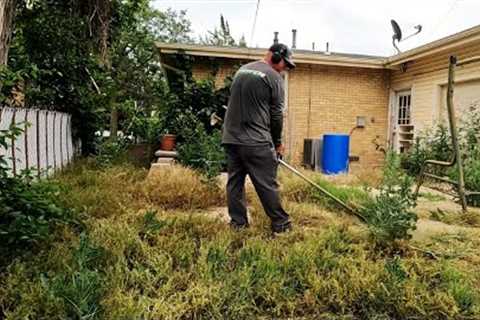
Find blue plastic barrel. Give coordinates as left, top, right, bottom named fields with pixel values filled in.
left=322, top=134, right=350, bottom=174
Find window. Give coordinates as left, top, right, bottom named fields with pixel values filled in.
left=397, top=93, right=411, bottom=125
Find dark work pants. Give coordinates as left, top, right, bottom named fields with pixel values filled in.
left=225, top=144, right=291, bottom=232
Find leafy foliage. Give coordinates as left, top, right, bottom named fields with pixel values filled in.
left=0, top=124, right=70, bottom=257
left=402, top=102, right=480, bottom=205
left=361, top=153, right=418, bottom=244
left=401, top=123, right=451, bottom=176
left=162, top=77, right=228, bottom=137
left=144, top=8, right=193, bottom=43
left=163, top=75, right=230, bottom=180
left=94, top=136, right=129, bottom=167
left=200, top=14, right=246, bottom=47
left=4, top=1, right=192, bottom=155
left=177, top=126, right=226, bottom=181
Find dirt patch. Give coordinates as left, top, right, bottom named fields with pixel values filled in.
left=411, top=218, right=473, bottom=242
left=415, top=187, right=480, bottom=225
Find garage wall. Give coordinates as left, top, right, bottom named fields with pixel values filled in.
left=440, top=79, right=480, bottom=118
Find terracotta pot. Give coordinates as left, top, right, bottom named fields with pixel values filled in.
left=161, top=134, right=176, bottom=151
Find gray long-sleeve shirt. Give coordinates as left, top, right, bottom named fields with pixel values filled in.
left=222, top=60, right=285, bottom=147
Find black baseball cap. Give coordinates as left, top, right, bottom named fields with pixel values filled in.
left=269, top=43, right=296, bottom=69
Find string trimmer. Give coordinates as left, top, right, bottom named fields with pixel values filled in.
left=211, top=106, right=365, bottom=221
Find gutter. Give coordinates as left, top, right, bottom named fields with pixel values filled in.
left=156, top=42, right=386, bottom=69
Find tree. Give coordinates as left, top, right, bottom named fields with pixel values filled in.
left=201, top=14, right=245, bottom=47
left=90, top=2, right=192, bottom=141
left=146, top=8, right=192, bottom=44
left=238, top=35, right=247, bottom=47
left=105, top=4, right=192, bottom=141
left=0, top=0, right=16, bottom=66
left=3, top=1, right=193, bottom=153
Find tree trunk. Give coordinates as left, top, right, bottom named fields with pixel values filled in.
left=93, top=0, right=119, bottom=141
left=109, top=103, right=118, bottom=140
left=0, top=0, right=16, bottom=66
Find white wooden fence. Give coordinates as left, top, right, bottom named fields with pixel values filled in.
left=0, top=107, right=74, bottom=175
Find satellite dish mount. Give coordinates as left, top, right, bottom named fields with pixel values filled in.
left=391, top=19, right=422, bottom=53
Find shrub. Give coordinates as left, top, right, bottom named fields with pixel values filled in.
left=177, top=125, right=226, bottom=181
left=401, top=103, right=480, bottom=206
left=401, top=123, right=451, bottom=176
left=121, top=100, right=164, bottom=145
left=361, top=153, right=418, bottom=244
left=94, top=136, right=130, bottom=168
left=0, top=124, right=71, bottom=257
left=163, top=76, right=229, bottom=181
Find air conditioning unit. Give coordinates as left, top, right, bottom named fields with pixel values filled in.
left=303, top=138, right=322, bottom=171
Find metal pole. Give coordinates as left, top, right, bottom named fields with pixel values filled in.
left=278, top=159, right=365, bottom=221
left=447, top=56, right=468, bottom=211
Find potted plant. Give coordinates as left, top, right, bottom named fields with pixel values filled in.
left=160, top=98, right=182, bottom=151
left=160, top=132, right=176, bottom=151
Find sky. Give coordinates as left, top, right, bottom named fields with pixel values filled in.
left=152, top=0, right=480, bottom=57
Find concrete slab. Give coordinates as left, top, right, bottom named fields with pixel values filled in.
left=156, top=157, right=175, bottom=164
left=154, top=150, right=178, bottom=158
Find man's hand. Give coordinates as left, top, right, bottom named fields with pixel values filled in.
left=275, top=144, right=285, bottom=158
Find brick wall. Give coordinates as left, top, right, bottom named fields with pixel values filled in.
left=285, top=64, right=390, bottom=169
left=191, top=59, right=391, bottom=170
left=192, top=58, right=244, bottom=88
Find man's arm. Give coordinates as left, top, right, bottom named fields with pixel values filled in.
left=270, top=77, right=285, bottom=148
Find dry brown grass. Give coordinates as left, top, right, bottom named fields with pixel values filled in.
left=141, top=165, right=225, bottom=211
left=2, top=163, right=480, bottom=319
left=56, top=161, right=149, bottom=218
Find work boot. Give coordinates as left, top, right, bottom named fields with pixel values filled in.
left=272, top=221, right=292, bottom=236
left=229, top=221, right=250, bottom=231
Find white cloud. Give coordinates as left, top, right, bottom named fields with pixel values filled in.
left=153, top=0, right=480, bottom=56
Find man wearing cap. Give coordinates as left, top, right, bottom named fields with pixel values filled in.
left=222, top=43, right=296, bottom=234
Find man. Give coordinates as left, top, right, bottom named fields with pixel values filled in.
left=222, top=43, right=295, bottom=234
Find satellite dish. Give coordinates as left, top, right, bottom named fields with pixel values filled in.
left=391, top=19, right=402, bottom=42
left=391, top=19, right=422, bottom=54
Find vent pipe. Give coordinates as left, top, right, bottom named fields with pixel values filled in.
left=292, top=29, right=297, bottom=49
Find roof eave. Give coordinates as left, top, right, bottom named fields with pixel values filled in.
left=156, top=42, right=386, bottom=69
left=385, top=24, right=480, bottom=67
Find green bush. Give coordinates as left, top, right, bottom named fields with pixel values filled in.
left=401, top=123, right=451, bottom=176
left=94, top=136, right=129, bottom=167
left=0, top=125, right=71, bottom=257
left=177, top=124, right=226, bottom=181
left=402, top=104, right=480, bottom=206
left=121, top=102, right=164, bottom=145
left=361, top=153, right=418, bottom=244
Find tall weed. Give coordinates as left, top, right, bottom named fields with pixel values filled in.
left=361, top=153, right=418, bottom=244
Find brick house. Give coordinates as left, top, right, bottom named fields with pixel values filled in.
left=156, top=24, right=480, bottom=170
